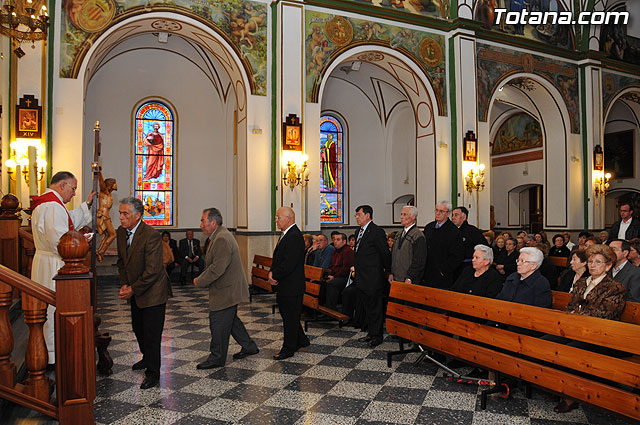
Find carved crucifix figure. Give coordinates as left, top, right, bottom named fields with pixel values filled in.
left=96, top=170, right=117, bottom=262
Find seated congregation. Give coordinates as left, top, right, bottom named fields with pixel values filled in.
left=248, top=201, right=640, bottom=420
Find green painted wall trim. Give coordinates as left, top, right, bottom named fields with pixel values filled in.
left=580, top=66, right=589, bottom=228
left=270, top=2, right=278, bottom=232
left=46, top=0, right=56, bottom=184
left=448, top=37, right=457, bottom=205
left=579, top=0, right=595, bottom=52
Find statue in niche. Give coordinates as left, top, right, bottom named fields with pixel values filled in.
left=143, top=122, right=165, bottom=180
left=96, top=170, right=118, bottom=262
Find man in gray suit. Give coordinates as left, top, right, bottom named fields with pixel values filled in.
left=117, top=197, right=172, bottom=389
left=609, top=239, right=640, bottom=303
left=194, top=208, right=259, bottom=369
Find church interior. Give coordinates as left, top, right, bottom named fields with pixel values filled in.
left=0, top=0, right=640, bottom=423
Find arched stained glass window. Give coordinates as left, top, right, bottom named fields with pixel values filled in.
left=320, top=115, right=344, bottom=223
left=134, top=101, right=174, bottom=226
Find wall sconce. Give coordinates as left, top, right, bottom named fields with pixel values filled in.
left=282, top=151, right=309, bottom=190
left=4, top=156, right=45, bottom=184
left=594, top=171, right=611, bottom=197
left=5, top=138, right=46, bottom=185
left=593, top=144, right=604, bottom=171
left=464, top=163, right=485, bottom=193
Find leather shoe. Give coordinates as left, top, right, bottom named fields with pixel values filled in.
left=359, top=336, right=373, bottom=342
left=233, top=348, right=259, bottom=360
left=140, top=376, right=159, bottom=390
left=554, top=400, right=579, bottom=413
left=131, top=360, right=146, bottom=371
left=368, top=338, right=383, bottom=347
left=196, top=360, right=224, bottom=370
left=297, top=340, right=310, bottom=350
left=273, top=351, right=294, bottom=360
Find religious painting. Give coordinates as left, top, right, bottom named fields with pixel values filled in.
left=491, top=113, right=543, bottom=155
left=282, top=114, right=302, bottom=152
left=320, top=115, right=345, bottom=223
left=15, top=95, right=42, bottom=139
left=474, top=0, right=574, bottom=50
left=345, top=0, right=447, bottom=19
left=134, top=101, right=174, bottom=226
left=600, top=5, right=640, bottom=67
left=60, top=0, right=268, bottom=95
left=604, top=130, right=634, bottom=179
left=305, top=10, right=447, bottom=114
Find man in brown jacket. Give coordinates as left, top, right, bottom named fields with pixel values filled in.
left=194, top=208, right=259, bottom=369
left=117, top=197, right=172, bottom=389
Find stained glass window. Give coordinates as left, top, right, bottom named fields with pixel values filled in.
left=134, top=102, right=174, bottom=226
left=320, top=115, right=344, bottom=223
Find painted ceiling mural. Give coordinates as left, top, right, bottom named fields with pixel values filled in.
left=602, top=71, right=640, bottom=115
left=305, top=10, right=447, bottom=114
left=473, top=0, right=575, bottom=50
left=345, top=0, right=449, bottom=19
left=491, top=112, right=543, bottom=155
left=476, top=42, right=580, bottom=133
left=59, top=0, right=268, bottom=95
left=599, top=4, right=640, bottom=66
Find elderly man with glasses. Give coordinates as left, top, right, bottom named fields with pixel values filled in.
left=421, top=201, right=464, bottom=289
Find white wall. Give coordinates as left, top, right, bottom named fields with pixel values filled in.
left=83, top=38, right=234, bottom=229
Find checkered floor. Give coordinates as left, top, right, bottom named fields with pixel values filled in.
left=88, top=276, right=634, bottom=425
left=3, top=275, right=634, bottom=424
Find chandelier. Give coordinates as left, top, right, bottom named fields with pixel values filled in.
left=0, top=0, right=49, bottom=43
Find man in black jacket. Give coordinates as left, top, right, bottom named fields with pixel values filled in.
left=179, top=230, right=204, bottom=284
left=353, top=205, right=391, bottom=347
left=268, top=206, right=310, bottom=360
left=422, top=201, right=464, bottom=289
left=451, top=206, right=487, bottom=280
left=607, top=202, right=640, bottom=243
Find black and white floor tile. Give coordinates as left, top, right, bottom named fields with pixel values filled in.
left=3, top=275, right=635, bottom=424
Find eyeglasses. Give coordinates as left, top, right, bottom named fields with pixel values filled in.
left=434, top=208, right=448, bottom=214
left=516, top=258, right=534, bottom=264
left=587, top=259, right=607, bottom=265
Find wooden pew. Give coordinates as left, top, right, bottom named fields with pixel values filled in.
left=249, top=255, right=276, bottom=314
left=548, top=256, right=568, bottom=268
left=386, top=281, right=640, bottom=420
left=302, top=265, right=349, bottom=330
left=552, top=290, right=640, bottom=325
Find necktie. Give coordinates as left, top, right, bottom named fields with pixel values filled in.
left=189, top=240, right=194, bottom=257
left=355, top=227, right=364, bottom=252
left=126, top=230, right=132, bottom=248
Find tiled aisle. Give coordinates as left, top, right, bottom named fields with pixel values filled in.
left=90, top=277, right=632, bottom=425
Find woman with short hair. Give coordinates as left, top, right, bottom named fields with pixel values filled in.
left=557, top=250, right=589, bottom=293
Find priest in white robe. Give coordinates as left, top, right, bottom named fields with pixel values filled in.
left=31, top=171, right=95, bottom=365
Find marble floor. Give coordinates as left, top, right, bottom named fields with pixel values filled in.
left=2, top=276, right=635, bottom=424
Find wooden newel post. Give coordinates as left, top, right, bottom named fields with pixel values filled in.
left=0, top=194, right=22, bottom=272
left=54, top=231, right=95, bottom=425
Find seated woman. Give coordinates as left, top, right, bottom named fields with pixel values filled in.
left=495, top=237, right=517, bottom=279
left=161, top=231, right=176, bottom=275
left=549, top=233, right=570, bottom=257
left=303, top=233, right=316, bottom=265
left=557, top=250, right=589, bottom=292
left=451, top=244, right=503, bottom=298
left=628, top=238, right=640, bottom=267
left=492, top=235, right=506, bottom=261
left=545, top=244, right=626, bottom=413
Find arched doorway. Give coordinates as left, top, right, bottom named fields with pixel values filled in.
left=485, top=74, right=572, bottom=231
left=76, top=13, right=250, bottom=229
left=314, top=47, right=439, bottom=227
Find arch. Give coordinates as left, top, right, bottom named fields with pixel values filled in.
left=603, top=86, right=640, bottom=125
left=316, top=45, right=437, bottom=226
left=320, top=113, right=346, bottom=223
left=78, top=12, right=251, bottom=123
left=487, top=73, right=570, bottom=228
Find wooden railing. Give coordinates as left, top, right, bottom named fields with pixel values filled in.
left=0, top=231, right=96, bottom=424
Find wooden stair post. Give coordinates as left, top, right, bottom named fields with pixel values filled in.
left=54, top=231, right=96, bottom=425
left=0, top=280, right=16, bottom=387
left=0, top=194, right=21, bottom=272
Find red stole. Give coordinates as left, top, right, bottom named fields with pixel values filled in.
left=31, top=191, right=74, bottom=231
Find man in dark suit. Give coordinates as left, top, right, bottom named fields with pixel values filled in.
left=194, top=208, right=259, bottom=369
left=451, top=206, right=487, bottom=279
left=179, top=229, right=204, bottom=284
left=353, top=205, right=391, bottom=347
left=117, top=197, right=172, bottom=389
left=268, top=206, right=310, bottom=360
left=607, top=202, right=640, bottom=243
left=609, top=239, right=640, bottom=302
left=422, top=201, right=464, bottom=289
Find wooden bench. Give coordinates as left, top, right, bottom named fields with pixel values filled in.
left=385, top=281, right=640, bottom=420
left=552, top=290, right=640, bottom=325
left=302, top=265, right=349, bottom=330
left=249, top=254, right=276, bottom=313
left=548, top=256, right=569, bottom=268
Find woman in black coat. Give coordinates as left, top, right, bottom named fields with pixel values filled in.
left=549, top=234, right=571, bottom=257
left=495, top=238, right=518, bottom=280
left=557, top=249, right=589, bottom=292
left=452, top=244, right=502, bottom=298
